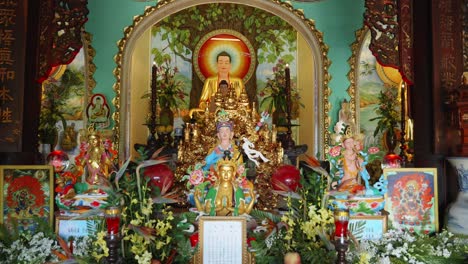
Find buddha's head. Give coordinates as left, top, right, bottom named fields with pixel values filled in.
left=216, top=157, right=237, bottom=182
left=216, top=51, right=232, bottom=75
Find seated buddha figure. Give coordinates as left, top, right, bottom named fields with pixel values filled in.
left=199, top=51, right=246, bottom=110
left=194, top=155, right=255, bottom=216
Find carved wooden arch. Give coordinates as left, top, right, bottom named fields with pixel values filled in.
left=112, top=0, right=331, bottom=161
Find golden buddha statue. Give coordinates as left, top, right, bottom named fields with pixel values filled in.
left=199, top=51, right=246, bottom=110
left=194, top=156, right=255, bottom=216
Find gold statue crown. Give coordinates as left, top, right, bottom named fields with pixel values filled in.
left=216, top=155, right=237, bottom=171
left=216, top=109, right=230, bottom=122
left=216, top=109, right=233, bottom=130
left=87, top=124, right=99, bottom=139
left=340, top=125, right=363, bottom=142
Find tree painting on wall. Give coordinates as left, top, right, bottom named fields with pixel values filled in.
left=357, top=30, right=402, bottom=150
left=150, top=3, right=297, bottom=115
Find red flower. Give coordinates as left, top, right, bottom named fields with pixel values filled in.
left=368, top=147, right=380, bottom=154
left=329, top=145, right=342, bottom=157
left=370, top=201, right=379, bottom=209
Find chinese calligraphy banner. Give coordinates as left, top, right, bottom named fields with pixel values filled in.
left=0, top=0, right=25, bottom=151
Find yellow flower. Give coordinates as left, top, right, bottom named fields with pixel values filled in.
left=156, top=240, right=166, bottom=250
left=135, top=250, right=152, bottom=264
left=358, top=252, right=370, bottom=264
left=92, top=231, right=109, bottom=261
left=130, top=218, right=142, bottom=226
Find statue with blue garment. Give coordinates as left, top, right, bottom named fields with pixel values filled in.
left=327, top=124, right=386, bottom=215
left=203, top=109, right=243, bottom=171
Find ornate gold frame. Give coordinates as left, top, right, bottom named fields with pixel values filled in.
left=0, top=165, right=55, bottom=229
left=82, top=32, right=97, bottom=104
left=197, top=216, right=248, bottom=263
left=347, top=25, right=368, bottom=132
left=112, top=0, right=331, bottom=160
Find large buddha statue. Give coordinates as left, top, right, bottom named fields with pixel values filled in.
left=199, top=51, right=246, bottom=109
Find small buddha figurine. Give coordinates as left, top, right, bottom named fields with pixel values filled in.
left=212, top=80, right=229, bottom=112
left=225, top=87, right=238, bottom=110
left=194, top=155, right=255, bottom=216
left=238, top=89, right=250, bottom=108
left=192, top=123, right=201, bottom=143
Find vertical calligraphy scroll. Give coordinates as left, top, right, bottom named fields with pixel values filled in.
left=0, top=0, right=25, bottom=151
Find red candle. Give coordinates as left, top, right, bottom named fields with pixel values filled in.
left=105, top=207, right=121, bottom=236
left=106, top=216, right=120, bottom=235
left=334, top=210, right=349, bottom=240
left=334, top=219, right=349, bottom=238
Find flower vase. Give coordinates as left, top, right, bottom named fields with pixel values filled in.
left=446, top=157, right=468, bottom=235
left=157, top=105, right=174, bottom=145
left=272, top=108, right=288, bottom=129
left=383, top=128, right=398, bottom=154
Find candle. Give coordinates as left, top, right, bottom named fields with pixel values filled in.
left=105, top=207, right=121, bottom=237
left=285, top=64, right=291, bottom=95
left=151, top=62, right=158, bottom=118
left=334, top=209, right=349, bottom=243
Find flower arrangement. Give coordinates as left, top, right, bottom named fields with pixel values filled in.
left=143, top=55, right=187, bottom=111
left=0, top=216, right=105, bottom=264
left=106, top=148, right=196, bottom=264
left=369, top=86, right=401, bottom=137
left=249, top=156, right=337, bottom=263
left=347, top=229, right=468, bottom=264
left=258, top=59, right=302, bottom=119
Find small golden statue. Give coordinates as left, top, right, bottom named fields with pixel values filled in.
left=75, top=125, right=115, bottom=188
left=194, top=155, right=255, bottom=216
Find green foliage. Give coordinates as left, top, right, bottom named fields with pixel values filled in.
left=259, top=59, right=303, bottom=115
left=348, top=220, right=366, bottom=240
left=151, top=3, right=296, bottom=66
left=144, top=56, right=187, bottom=111
left=369, top=86, right=400, bottom=137
left=250, top=162, right=336, bottom=263
left=39, top=67, right=85, bottom=143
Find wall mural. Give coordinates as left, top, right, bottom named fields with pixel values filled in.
left=149, top=3, right=297, bottom=112
left=39, top=32, right=96, bottom=160
left=348, top=27, right=403, bottom=151
left=113, top=0, right=331, bottom=161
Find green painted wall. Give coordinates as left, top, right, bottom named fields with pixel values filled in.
left=85, top=0, right=365, bottom=129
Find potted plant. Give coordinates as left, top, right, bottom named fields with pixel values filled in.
left=369, top=86, right=400, bottom=153
left=259, top=59, right=303, bottom=127
left=143, top=55, right=187, bottom=134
